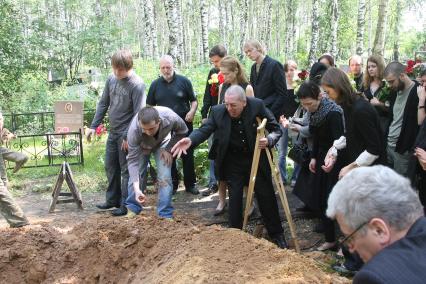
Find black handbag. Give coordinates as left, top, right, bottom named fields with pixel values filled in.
left=288, top=143, right=310, bottom=165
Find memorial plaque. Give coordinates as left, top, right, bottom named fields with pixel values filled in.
left=54, top=101, right=84, bottom=133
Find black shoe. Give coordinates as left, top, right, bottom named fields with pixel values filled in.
left=111, top=208, right=127, bottom=216
left=185, top=187, right=199, bottom=195
left=272, top=235, right=288, bottom=249
left=314, top=222, right=325, bottom=233
left=96, top=203, right=118, bottom=210
left=295, top=205, right=313, bottom=213
left=332, top=263, right=357, bottom=276
left=202, top=184, right=218, bottom=196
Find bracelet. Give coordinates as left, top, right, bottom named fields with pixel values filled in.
left=419, top=106, right=425, bottom=109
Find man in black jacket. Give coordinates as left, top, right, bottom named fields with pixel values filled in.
left=384, top=61, right=419, bottom=177
left=200, top=45, right=227, bottom=196
left=172, top=85, right=288, bottom=249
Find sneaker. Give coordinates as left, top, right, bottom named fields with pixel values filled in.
left=125, top=210, right=137, bottom=218
left=332, top=263, right=357, bottom=276
left=202, top=184, right=218, bottom=196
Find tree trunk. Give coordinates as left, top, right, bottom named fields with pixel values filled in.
left=145, top=0, right=158, bottom=59
left=238, top=0, right=248, bottom=58
left=308, top=0, right=320, bottom=67
left=392, top=0, right=402, bottom=61
left=330, top=0, right=339, bottom=59
left=356, top=0, right=366, bottom=56
left=264, top=0, right=273, bottom=50
left=372, top=0, right=389, bottom=56
left=164, top=0, right=183, bottom=65
left=200, top=0, right=209, bottom=63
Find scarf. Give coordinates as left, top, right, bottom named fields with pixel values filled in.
left=309, top=98, right=344, bottom=128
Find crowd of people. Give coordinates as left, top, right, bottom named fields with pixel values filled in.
left=1, top=42, right=426, bottom=281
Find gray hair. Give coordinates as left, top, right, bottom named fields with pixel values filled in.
left=159, top=54, right=174, bottom=66
left=225, top=85, right=247, bottom=102
left=384, top=61, right=406, bottom=77
left=327, top=165, right=423, bottom=232
left=348, top=54, right=362, bottom=65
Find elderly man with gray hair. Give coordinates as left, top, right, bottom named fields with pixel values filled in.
left=172, top=85, right=288, bottom=249
left=327, top=165, right=426, bottom=283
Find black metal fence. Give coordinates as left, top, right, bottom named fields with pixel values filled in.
left=4, top=132, right=84, bottom=169
left=2, top=109, right=96, bottom=135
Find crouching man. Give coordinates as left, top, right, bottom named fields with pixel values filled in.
left=171, top=85, right=288, bottom=249
left=327, top=165, right=426, bottom=283
left=126, top=106, right=188, bottom=218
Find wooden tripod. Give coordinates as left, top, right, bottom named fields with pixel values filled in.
left=242, top=118, right=300, bottom=253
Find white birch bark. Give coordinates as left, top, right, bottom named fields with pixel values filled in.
left=308, top=0, right=320, bottom=67
left=200, top=0, right=209, bottom=62
left=356, top=0, right=366, bottom=56
left=330, top=0, right=339, bottom=59
left=372, top=0, right=389, bottom=56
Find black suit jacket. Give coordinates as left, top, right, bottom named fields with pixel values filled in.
left=354, top=217, right=426, bottom=284
left=189, top=97, right=282, bottom=179
left=250, top=56, right=296, bottom=118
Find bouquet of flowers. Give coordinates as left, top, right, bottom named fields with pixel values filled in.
left=208, top=72, right=224, bottom=97
left=95, top=124, right=107, bottom=141
left=292, top=70, right=309, bottom=91
left=406, top=59, right=424, bottom=79
left=376, top=83, right=391, bottom=103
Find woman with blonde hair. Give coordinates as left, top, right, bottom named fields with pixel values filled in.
left=212, top=56, right=254, bottom=215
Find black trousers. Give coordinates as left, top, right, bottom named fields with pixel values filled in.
left=223, top=151, right=284, bottom=237
left=104, top=132, right=129, bottom=209
left=172, top=121, right=196, bottom=189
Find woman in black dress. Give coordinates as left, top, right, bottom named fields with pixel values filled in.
left=295, top=81, right=345, bottom=251
left=321, top=67, right=386, bottom=272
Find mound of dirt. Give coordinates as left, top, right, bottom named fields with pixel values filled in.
left=0, top=213, right=349, bottom=284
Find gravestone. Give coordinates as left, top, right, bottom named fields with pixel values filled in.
left=54, top=101, right=84, bottom=134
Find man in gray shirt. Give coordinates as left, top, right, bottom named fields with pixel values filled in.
left=384, top=62, right=419, bottom=176
left=87, top=49, right=145, bottom=216
left=125, top=106, right=188, bottom=218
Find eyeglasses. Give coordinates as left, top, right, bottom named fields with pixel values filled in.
left=339, top=220, right=369, bottom=247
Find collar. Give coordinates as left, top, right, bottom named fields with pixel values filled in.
left=161, top=72, right=176, bottom=83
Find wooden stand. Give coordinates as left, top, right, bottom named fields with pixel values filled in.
left=243, top=118, right=300, bottom=253
left=49, top=162, right=83, bottom=213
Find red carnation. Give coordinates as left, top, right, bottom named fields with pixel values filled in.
left=407, top=60, right=416, bottom=68
left=298, top=70, right=308, bottom=80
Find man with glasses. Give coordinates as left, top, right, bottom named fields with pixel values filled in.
left=384, top=61, right=419, bottom=177
left=327, top=165, right=426, bottom=283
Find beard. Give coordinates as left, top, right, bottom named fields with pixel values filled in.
left=397, top=80, right=405, bottom=91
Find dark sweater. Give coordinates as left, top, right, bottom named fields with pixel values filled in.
left=90, top=72, right=145, bottom=137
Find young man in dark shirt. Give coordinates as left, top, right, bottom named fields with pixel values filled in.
left=146, top=55, right=199, bottom=194
left=200, top=45, right=227, bottom=196
left=87, top=49, right=146, bottom=216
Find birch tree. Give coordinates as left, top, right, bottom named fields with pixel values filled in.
left=329, top=0, right=339, bottom=59
left=200, top=0, right=209, bottom=62
left=356, top=0, right=366, bottom=56
left=164, top=0, right=183, bottom=64
left=238, top=0, right=248, bottom=58
left=372, top=0, right=389, bottom=56
left=308, top=0, right=320, bottom=67
left=392, top=0, right=402, bottom=61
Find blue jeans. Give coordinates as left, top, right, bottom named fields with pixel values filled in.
left=277, top=125, right=289, bottom=183
left=125, top=149, right=174, bottom=218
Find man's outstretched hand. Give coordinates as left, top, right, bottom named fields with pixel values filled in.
left=171, top=138, right=192, bottom=158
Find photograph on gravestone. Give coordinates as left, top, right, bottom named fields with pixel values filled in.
left=54, top=101, right=84, bottom=134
